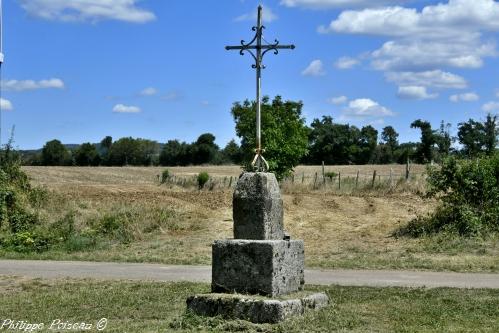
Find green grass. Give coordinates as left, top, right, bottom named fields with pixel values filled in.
left=0, top=277, right=498, bottom=332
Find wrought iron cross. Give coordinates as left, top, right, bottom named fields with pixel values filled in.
left=225, top=5, right=295, bottom=172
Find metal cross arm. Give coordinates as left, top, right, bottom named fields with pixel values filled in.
left=225, top=5, right=295, bottom=172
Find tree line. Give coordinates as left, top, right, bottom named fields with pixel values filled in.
left=20, top=96, right=498, bottom=168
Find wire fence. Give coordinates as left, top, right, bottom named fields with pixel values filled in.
left=157, top=164, right=426, bottom=195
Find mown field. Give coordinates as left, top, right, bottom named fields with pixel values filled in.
left=1, top=276, right=498, bottom=332
left=3, top=165, right=497, bottom=272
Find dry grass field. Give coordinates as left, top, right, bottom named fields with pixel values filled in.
left=9, top=165, right=498, bottom=272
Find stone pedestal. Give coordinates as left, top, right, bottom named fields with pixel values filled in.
left=186, top=172, right=328, bottom=323
left=233, top=173, right=284, bottom=240
left=212, top=239, right=304, bottom=297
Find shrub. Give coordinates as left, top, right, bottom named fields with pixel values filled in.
left=4, top=231, right=51, bottom=253
left=197, top=172, right=209, bottom=189
left=95, top=212, right=135, bottom=244
left=161, top=169, right=170, bottom=184
left=325, top=172, right=338, bottom=181
left=399, top=154, right=499, bottom=236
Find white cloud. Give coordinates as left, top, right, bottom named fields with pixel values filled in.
left=201, top=101, right=210, bottom=106
left=328, top=95, right=348, bottom=105
left=482, top=101, right=499, bottom=112
left=320, top=1, right=499, bottom=72
left=2, top=78, right=65, bottom=91
left=280, top=0, right=409, bottom=9
left=397, top=86, right=438, bottom=100
left=450, top=92, right=480, bottom=102
left=235, top=5, right=278, bottom=23
left=385, top=70, right=467, bottom=89
left=113, top=104, right=141, bottom=113
left=19, top=0, right=155, bottom=23
left=370, top=39, right=494, bottom=71
left=140, top=87, right=157, bottom=96
left=0, top=98, right=13, bottom=111
left=341, top=98, right=395, bottom=120
left=323, top=1, right=499, bottom=37
left=334, top=56, right=359, bottom=69
left=302, top=59, right=326, bottom=76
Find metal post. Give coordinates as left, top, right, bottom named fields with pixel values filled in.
left=256, top=6, right=262, bottom=155
left=225, top=5, right=295, bottom=172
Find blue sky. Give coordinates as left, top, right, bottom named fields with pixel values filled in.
left=1, top=0, right=499, bottom=149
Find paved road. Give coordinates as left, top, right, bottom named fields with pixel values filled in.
left=1, top=260, right=498, bottom=289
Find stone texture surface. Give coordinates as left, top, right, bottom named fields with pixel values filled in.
left=212, top=239, right=304, bottom=297
left=186, top=292, right=329, bottom=324
left=233, top=172, right=284, bottom=240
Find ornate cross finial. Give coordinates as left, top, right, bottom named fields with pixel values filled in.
left=225, top=5, right=295, bottom=172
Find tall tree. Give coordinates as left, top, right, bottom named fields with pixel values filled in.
left=74, top=143, right=101, bottom=166
left=309, top=117, right=348, bottom=165
left=107, top=137, right=159, bottom=166
left=41, top=140, right=71, bottom=166
left=159, top=140, right=192, bottom=166
left=379, top=126, right=399, bottom=163
left=381, top=126, right=399, bottom=151
left=411, top=119, right=435, bottom=163
left=434, top=121, right=452, bottom=160
left=232, top=96, right=308, bottom=179
left=192, top=133, right=219, bottom=165
left=483, top=114, right=498, bottom=156
left=458, top=119, right=485, bottom=158
left=356, top=125, right=378, bottom=164
left=222, top=139, right=243, bottom=164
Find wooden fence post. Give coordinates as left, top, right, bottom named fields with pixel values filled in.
left=322, top=161, right=326, bottom=186
left=356, top=170, right=359, bottom=188
left=314, top=172, right=318, bottom=189
left=338, top=172, right=341, bottom=190
left=302, top=172, right=305, bottom=184
left=406, top=157, right=411, bottom=180
left=372, top=170, right=377, bottom=187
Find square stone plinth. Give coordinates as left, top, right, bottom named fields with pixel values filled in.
left=212, top=239, right=304, bottom=297
left=186, top=292, right=329, bottom=324
left=233, top=172, right=284, bottom=240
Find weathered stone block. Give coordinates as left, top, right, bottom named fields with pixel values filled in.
left=233, top=172, right=284, bottom=240
left=212, top=239, right=305, bottom=297
left=186, top=292, right=329, bottom=324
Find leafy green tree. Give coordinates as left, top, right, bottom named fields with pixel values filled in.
left=394, top=142, right=418, bottom=164
left=74, top=143, right=101, bottom=166
left=434, top=121, right=452, bottom=161
left=192, top=133, right=219, bottom=165
left=99, top=136, right=113, bottom=164
left=309, top=116, right=353, bottom=165
left=411, top=120, right=435, bottom=163
left=159, top=140, right=193, bottom=166
left=484, top=114, right=498, bottom=156
left=100, top=136, right=113, bottom=151
left=381, top=126, right=399, bottom=151
left=41, top=140, right=71, bottom=166
left=376, top=126, right=399, bottom=164
left=107, top=138, right=159, bottom=166
left=356, top=125, right=378, bottom=164
left=232, top=96, right=308, bottom=179
left=458, top=119, right=485, bottom=158
left=222, top=139, right=243, bottom=164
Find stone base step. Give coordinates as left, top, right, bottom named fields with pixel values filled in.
left=186, top=291, right=329, bottom=324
